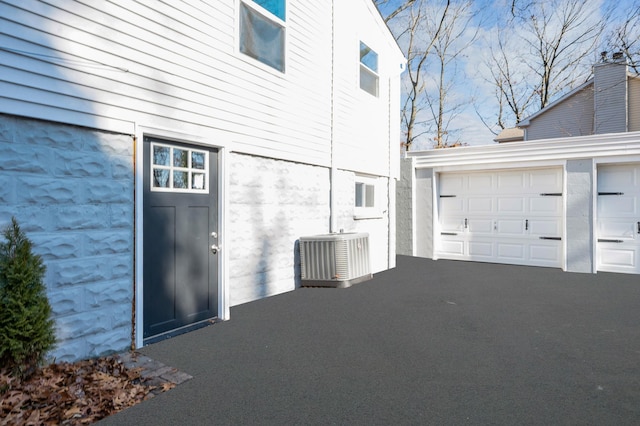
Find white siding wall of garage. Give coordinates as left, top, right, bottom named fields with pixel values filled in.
left=400, top=132, right=640, bottom=275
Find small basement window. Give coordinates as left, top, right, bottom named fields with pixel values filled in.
left=354, top=175, right=382, bottom=219
left=239, top=0, right=286, bottom=72
left=359, top=41, right=379, bottom=97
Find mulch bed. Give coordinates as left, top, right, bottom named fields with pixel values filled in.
left=0, top=355, right=173, bottom=425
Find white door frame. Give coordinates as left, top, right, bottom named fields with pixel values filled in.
left=134, top=125, right=229, bottom=349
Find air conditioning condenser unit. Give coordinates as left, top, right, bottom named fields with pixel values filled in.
left=299, top=232, right=372, bottom=288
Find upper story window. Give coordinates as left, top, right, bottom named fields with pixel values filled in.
left=359, top=42, right=379, bottom=97
left=239, top=0, right=286, bottom=72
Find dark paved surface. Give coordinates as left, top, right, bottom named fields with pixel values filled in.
left=100, top=256, right=640, bottom=425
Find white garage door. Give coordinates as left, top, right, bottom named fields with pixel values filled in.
left=437, top=168, right=564, bottom=268
left=597, top=164, right=640, bottom=274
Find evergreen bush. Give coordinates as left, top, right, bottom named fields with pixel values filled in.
left=0, top=217, right=56, bottom=378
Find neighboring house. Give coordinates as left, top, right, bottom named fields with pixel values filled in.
left=397, top=55, right=640, bottom=276
left=496, top=55, right=640, bottom=143
left=0, top=1, right=405, bottom=361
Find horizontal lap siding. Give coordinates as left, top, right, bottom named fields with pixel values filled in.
left=332, top=1, right=400, bottom=178
left=0, top=0, right=332, bottom=165
left=526, top=87, right=594, bottom=140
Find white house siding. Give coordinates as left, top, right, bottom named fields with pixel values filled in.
left=331, top=0, right=404, bottom=178
left=0, top=0, right=333, bottom=166
left=0, top=114, right=133, bottom=362
left=525, top=87, right=594, bottom=140
left=227, top=153, right=331, bottom=306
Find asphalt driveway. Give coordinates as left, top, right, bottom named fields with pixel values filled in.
left=101, top=256, right=640, bottom=425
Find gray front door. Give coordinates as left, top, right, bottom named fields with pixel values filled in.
left=143, top=137, right=219, bottom=342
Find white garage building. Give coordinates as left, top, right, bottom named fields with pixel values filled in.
left=397, top=132, right=640, bottom=274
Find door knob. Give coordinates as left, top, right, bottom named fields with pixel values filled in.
left=211, top=244, right=220, bottom=254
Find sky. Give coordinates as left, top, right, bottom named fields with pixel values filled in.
left=377, top=0, right=638, bottom=150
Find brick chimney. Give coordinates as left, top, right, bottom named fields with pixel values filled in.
left=594, top=54, right=628, bottom=134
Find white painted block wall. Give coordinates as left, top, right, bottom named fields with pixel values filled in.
left=227, top=154, right=393, bottom=306
left=227, top=153, right=331, bottom=306
left=0, top=114, right=134, bottom=362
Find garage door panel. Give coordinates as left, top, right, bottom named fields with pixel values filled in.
left=438, top=168, right=563, bottom=269
left=441, top=197, right=464, bottom=214
left=441, top=216, right=465, bottom=232
left=598, top=220, right=636, bottom=239
left=469, top=219, right=493, bottom=234
left=497, top=172, right=525, bottom=193
left=497, top=219, right=525, bottom=235
left=439, top=239, right=465, bottom=256
left=530, top=242, right=562, bottom=263
left=497, top=243, right=525, bottom=260
left=599, top=246, right=636, bottom=268
left=530, top=197, right=562, bottom=214
left=468, top=241, right=494, bottom=257
left=468, top=174, right=493, bottom=191
left=440, top=174, right=465, bottom=192
left=468, top=197, right=493, bottom=213
left=598, top=166, right=637, bottom=190
left=529, top=219, right=562, bottom=236
left=598, top=196, right=637, bottom=216
left=498, top=197, right=525, bottom=213
left=530, top=169, right=563, bottom=192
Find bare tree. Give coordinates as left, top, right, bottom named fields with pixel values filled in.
left=379, top=0, right=450, bottom=151
left=479, top=0, right=608, bottom=131
left=374, top=0, right=416, bottom=24
left=424, top=0, right=478, bottom=148
left=606, top=4, right=640, bottom=73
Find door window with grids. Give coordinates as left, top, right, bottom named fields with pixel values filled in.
left=151, top=143, right=209, bottom=193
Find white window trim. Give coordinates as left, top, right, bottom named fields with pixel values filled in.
left=354, top=175, right=383, bottom=219
left=237, top=0, right=287, bottom=74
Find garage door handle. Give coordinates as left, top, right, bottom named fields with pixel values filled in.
left=441, top=232, right=458, bottom=236
left=598, top=192, right=624, bottom=196
left=525, top=219, right=529, bottom=231
left=597, top=239, right=623, bottom=243
left=440, top=195, right=457, bottom=198
left=539, top=193, right=562, bottom=196
left=637, top=222, right=640, bottom=234
left=539, top=237, right=561, bottom=240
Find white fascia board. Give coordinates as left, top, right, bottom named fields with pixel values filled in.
left=407, top=131, right=640, bottom=170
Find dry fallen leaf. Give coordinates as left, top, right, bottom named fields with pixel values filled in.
left=0, top=354, right=173, bottom=425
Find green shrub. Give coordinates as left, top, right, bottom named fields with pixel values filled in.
left=0, top=217, right=56, bottom=378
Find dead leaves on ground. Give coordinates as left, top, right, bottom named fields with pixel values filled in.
left=1, top=355, right=173, bottom=425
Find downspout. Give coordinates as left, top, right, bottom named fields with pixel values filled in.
left=329, top=0, right=338, bottom=233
